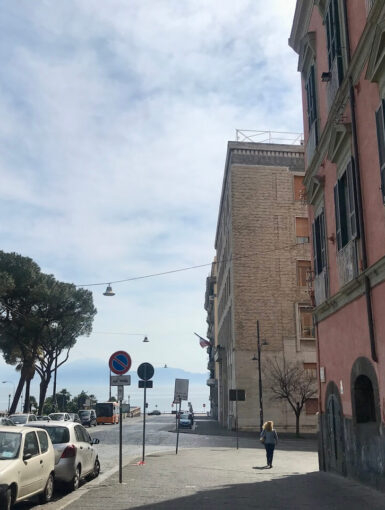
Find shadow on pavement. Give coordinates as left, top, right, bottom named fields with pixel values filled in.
left=125, top=471, right=385, bottom=510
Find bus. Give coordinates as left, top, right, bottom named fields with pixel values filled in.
left=95, top=402, right=119, bottom=424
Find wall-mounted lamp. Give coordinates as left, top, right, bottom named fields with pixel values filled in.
left=321, top=72, right=332, bottom=82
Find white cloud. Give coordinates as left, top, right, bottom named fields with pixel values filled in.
left=0, top=0, right=301, bottom=381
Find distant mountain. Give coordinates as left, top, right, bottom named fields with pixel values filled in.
left=58, top=358, right=208, bottom=386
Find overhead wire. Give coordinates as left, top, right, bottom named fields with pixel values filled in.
left=76, top=240, right=310, bottom=288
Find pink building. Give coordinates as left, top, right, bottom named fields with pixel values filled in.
left=290, top=0, right=385, bottom=489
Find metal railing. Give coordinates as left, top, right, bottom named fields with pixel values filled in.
left=235, top=129, right=304, bottom=145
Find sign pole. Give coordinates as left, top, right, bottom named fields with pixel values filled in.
left=119, top=395, right=123, bottom=483
left=235, top=398, right=239, bottom=450
left=176, top=399, right=181, bottom=455
left=142, top=382, right=147, bottom=463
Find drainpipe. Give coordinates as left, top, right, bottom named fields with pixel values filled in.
left=343, top=0, right=377, bottom=361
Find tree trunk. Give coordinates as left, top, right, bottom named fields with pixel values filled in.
left=295, top=401, right=301, bottom=437
left=23, top=378, right=31, bottom=413
left=9, top=374, right=25, bottom=414
left=38, top=376, right=51, bottom=415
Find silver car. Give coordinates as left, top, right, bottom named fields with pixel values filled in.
left=26, top=421, right=100, bottom=491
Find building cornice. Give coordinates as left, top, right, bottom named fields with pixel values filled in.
left=314, top=254, right=385, bottom=323
left=289, top=0, right=314, bottom=54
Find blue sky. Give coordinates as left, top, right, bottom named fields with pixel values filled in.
left=0, top=0, right=301, bottom=406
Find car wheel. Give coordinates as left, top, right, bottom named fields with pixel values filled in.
left=67, top=466, right=80, bottom=492
left=0, top=487, right=11, bottom=510
left=39, top=473, right=54, bottom=504
left=93, top=458, right=100, bottom=478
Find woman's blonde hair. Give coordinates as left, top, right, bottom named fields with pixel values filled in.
left=263, top=421, right=273, bottom=431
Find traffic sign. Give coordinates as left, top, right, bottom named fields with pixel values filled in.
left=117, top=385, right=124, bottom=401
left=139, top=380, right=153, bottom=388
left=174, top=378, right=189, bottom=401
left=110, top=375, right=131, bottom=386
left=109, top=351, right=132, bottom=375
left=137, top=362, right=154, bottom=381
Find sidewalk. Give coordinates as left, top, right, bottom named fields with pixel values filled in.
left=55, top=421, right=385, bottom=510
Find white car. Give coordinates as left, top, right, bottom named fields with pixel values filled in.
left=0, top=426, right=55, bottom=509
left=26, top=422, right=100, bottom=491
left=48, top=412, right=72, bottom=421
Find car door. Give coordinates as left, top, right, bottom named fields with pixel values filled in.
left=79, top=426, right=94, bottom=474
left=74, top=425, right=91, bottom=474
left=36, top=430, right=53, bottom=483
left=18, top=431, right=42, bottom=498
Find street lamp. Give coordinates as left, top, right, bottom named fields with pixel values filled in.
left=1, top=381, right=15, bottom=413
left=251, top=320, right=268, bottom=432
left=50, top=322, right=59, bottom=412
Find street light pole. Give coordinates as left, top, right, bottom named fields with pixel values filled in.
left=2, top=381, right=15, bottom=414
left=257, top=320, right=264, bottom=432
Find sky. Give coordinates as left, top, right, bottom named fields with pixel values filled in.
left=0, top=0, right=302, bottom=406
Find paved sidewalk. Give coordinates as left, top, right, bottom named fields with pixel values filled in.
left=53, top=443, right=385, bottom=510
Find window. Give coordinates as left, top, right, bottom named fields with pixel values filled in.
left=297, top=260, right=311, bottom=287
left=375, top=100, right=385, bottom=203
left=299, top=306, right=315, bottom=338
left=23, top=431, right=39, bottom=457
left=305, top=398, right=318, bottom=415
left=303, top=362, right=317, bottom=378
left=325, top=0, right=343, bottom=80
left=294, top=176, right=306, bottom=201
left=354, top=375, right=376, bottom=423
left=305, top=65, right=318, bottom=141
left=37, top=431, right=49, bottom=453
left=334, top=159, right=359, bottom=250
left=296, top=217, right=309, bottom=244
left=312, top=210, right=327, bottom=275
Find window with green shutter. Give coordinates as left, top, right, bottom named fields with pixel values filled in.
left=325, top=0, right=344, bottom=84
left=334, top=159, right=359, bottom=250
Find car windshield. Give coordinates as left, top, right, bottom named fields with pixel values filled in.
left=180, top=414, right=190, bottom=420
left=40, top=426, right=70, bottom=444
left=78, top=411, right=90, bottom=417
left=49, top=413, right=65, bottom=420
left=9, top=415, right=27, bottom=424
left=0, top=431, right=21, bottom=459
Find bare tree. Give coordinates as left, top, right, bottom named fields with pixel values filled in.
left=265, top=358, right=318, bottom=437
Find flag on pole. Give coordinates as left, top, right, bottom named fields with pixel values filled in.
left=194, top=332, right=211, bottom=348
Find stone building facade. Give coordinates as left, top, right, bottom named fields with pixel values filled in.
left=213, top=141, right=317, bottom=432
left=290, top=0, right=385, bottom=491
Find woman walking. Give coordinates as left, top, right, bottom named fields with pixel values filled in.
left=260, top=421, right=278, bottom=468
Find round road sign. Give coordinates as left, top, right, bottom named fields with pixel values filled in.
left=137, top=362, right=154, bottom=381
left=109, top=351, right=132, bottom=375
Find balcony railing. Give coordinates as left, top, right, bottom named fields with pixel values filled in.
left=337, top=240, right=358, bottom=287
left=305, top=121, right=317, bottom=165
left=366, top=0, right=375, bottom=16
left=314, top=269, right=329, bottom=306
left=327, top=57, right=343, bottom=111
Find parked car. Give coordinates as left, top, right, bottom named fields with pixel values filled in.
left=179, top=413, right=193, bottom=429
left=78, top=409, right=97, bottom=427
left=25, top=421, right=100, bottom=491
left=148, top=410, right=161, bottom=415
left=48, top=412, right=72, bottom=421
left=8, top=414, right=37, bottom=425
left=36, top=415, right=51, bottom=421
left=0, top=418, right=15, bottom=426
left=68, top=413, right=81, bottom=424
left=0, top=426, right=55, bottom=508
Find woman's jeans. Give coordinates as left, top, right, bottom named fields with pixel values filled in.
left=264, top=443, right=275, bottom=465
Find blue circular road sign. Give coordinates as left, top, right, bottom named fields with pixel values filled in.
left=109, top=351, right=132, bottom=375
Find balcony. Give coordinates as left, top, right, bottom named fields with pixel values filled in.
left=207, top=360, right=215, bottom=371
left=327, top=57, right=343, bottom=111
left=337, top=240, right=358, bottom=287
left=366, top=0, right=375, bottom=15
left=314, top=269, right=329, bottom=306
left=305, top=121, right=317, bottom=165
left=206, top=378, right=216, bottom=387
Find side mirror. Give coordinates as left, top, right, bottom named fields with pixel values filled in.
left=23, top=453, right=32, bottom=461
left=91, top=438, right=100, bottom=445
